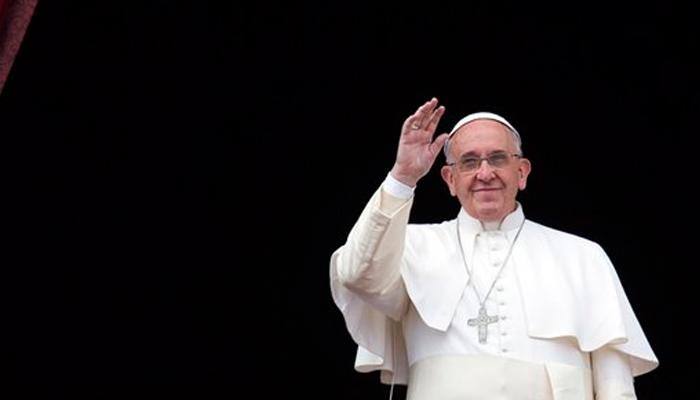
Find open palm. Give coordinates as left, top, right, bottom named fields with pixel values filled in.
left=391, top=98, right=449, bottom=187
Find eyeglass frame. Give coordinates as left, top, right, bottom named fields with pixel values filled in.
left=445, top=151, right=524, bottom=174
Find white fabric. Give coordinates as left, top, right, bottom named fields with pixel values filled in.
left=449, top=111, right=520, bottom=137
left=384, top=172, right=415, bottom=199
left=330, top=181, right=658, bottom=393
left=546, top=362, right=596, bottom=400
left=406, top=354, right=562, bottom=400
left=592, top=347, right=637, bottom=399
left=401, top=210, right=593, bottom=370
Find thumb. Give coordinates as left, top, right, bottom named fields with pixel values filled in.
left=429, top=133, right=450, bottom=161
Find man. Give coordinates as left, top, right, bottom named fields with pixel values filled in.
left=330, top=98, right=658, bottom=399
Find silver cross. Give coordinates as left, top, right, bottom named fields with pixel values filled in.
left=467, top=306, right=499, bottom=344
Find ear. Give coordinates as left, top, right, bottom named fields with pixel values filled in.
left=517, top=158, right=532, bottom=190
left=441, top=165, right=457, bottom=196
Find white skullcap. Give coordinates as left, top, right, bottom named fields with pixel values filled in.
left=444, top=111, right=521, bottom=157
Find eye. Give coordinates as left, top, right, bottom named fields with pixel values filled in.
left=488, top=153, right=509, bottom=166
left=461, top=158, right=480, bottom=170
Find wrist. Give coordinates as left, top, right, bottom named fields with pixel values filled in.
left=384, top=172, right=416, bottom=199
left=389, top=166, right=418, bottom=188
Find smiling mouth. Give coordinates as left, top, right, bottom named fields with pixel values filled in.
left=473, top=188, right=502, bottom=192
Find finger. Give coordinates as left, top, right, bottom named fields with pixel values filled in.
left=404, top=98, right=438, bottom=132
left=425, top=105, right=445, bottom=134
left=429, top=133, right=450, bottom=161
left=417, top=98, right=438, bottom=128
left=403, top=100, right=430, bottom=131
left=403, top=114, right=423, bottom=133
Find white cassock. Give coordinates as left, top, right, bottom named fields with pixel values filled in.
left=330, top=174, right=658, bottom=400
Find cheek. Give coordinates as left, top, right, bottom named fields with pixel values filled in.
left=508, top=170, right=522, bottom=186
left=458, top=176, right=476, bottom=193
left=493, top=173, right=520, bottom=195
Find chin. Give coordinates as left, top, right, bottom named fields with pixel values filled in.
left=478, top=212, right=503, bottom=222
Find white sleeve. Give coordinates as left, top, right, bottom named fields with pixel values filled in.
left=331, top=178, right=413, bottom=321
left=383, top=172, right=415, bottom=200
left=592, top=346, right=637, bottom=399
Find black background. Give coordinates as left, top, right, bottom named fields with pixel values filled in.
left=1, top=1, right=694, bottom=398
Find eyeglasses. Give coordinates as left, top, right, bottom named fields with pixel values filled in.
left=447, top=151, right=522, bottom=173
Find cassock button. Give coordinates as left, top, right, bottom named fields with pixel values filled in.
left=497, top=286, right=504, bottom=292
left=499, top=301, right=506, bottom=306
left=501, top=348, right=508, bottom=353
left=501, top=331, right=507, bottom=336
left=501, top=315, right=507, bottom=321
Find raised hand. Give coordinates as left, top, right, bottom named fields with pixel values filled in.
left=390, top=98, right=449, bottom=187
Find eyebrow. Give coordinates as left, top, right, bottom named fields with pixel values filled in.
left=458, top=150, right=509, bottom=159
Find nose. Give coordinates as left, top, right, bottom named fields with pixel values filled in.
left=475, top=160, right=496, bottom=181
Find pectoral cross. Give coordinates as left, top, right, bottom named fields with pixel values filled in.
left=467, top=306, right=499, bottom=344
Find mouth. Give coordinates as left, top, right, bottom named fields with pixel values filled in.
left=472, top=187, right=502, bottom=192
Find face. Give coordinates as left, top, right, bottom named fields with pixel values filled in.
left=440, top=120, right=531, bottom=222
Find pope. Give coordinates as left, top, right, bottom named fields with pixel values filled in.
left=330, top=98, right=658, bottom=400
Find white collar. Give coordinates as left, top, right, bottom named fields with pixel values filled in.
left=457, top=202, right=525, bottom=234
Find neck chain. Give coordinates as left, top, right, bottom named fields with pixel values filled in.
left=456, top=216, right=526, bottom=343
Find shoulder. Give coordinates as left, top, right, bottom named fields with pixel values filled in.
left=525, top=219, right=607, bottom=257
left=406, top=218, right=456, bottom=236
left=404, top=218, right=457, bottom=251
left=524, top=220, right=617, bottom=278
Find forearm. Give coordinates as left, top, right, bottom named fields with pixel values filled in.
left=592, top=346, right=636, bottom=400
left=335, top=173, right=414, bottom=295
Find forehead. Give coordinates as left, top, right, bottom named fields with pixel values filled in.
left=450, top=120, right=515, bottom=155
